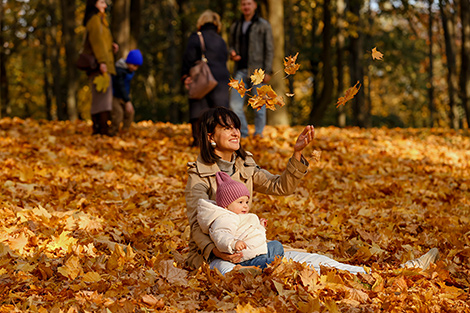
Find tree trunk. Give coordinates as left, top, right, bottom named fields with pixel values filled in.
left=336, top=0, right=346, bottom=127
left=460, top=0, right=470, bottom=127
left=348, top=0, right=367, bottom=127
left=45, top=0, right=65, bottom=120
left=41, top=30, right=53, bottom=120
left=267, top=0, right=289, bottom=125
left=61, top=0, right=78, bottom=121
left=427, top=0, right=435, bottom=127
left=111, top=0, right=131, bottom=59
left=130, top=0, right=142, bottom=50
left=0, top=0, right=9, bottom=118
left=439, top=0, right=460, bottom=129
left=309, top=0, right=334, bottom=125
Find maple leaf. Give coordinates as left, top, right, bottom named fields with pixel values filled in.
left=250, top=69, right=265, bottom=85
left=372, top=47, right=384, bottom=60
left=82, top=271, right=102, bottom=283
left=228, top=77, right=249, bottom=98
left=93, top=74, right=110, bottom=93
left=9, top=232, right=28, bottom=254
left=57, top=255, right=83, bottom=280
left=248, top=85, right=285, bottom=111
left=284, top=52, right=300, bottom=75
left=336, top=81, right=361, bottom=108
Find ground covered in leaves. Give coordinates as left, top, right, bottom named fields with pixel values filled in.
left=1, top=118, right=469, bottom=312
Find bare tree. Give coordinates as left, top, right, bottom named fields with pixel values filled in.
left=112, top=0, right=131, bottom=59
left=460, top=0, right=470, bottom=127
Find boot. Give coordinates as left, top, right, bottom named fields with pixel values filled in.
left=401, top=248, right=439, bottom=270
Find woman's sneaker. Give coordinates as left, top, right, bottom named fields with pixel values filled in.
left=401, top=248, right=439, bottom=270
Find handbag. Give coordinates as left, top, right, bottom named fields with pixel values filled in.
left=76, top=31, right=98, bottom=71
left=188, top=32, right=218, bottom=100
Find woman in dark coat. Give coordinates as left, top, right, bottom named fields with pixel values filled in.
left=182, top=10, right=230, bottom=147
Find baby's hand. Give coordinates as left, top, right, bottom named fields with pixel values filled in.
left=260, top=218, right=267, bottom=228
left=235, top=240, right=247, bottom=251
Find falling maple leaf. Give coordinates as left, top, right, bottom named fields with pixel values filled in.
left=248, top=85, right=285, bottom=111
left=372, top=47, right=384, bottom=60
left=93, top=74, right=110, bottom=93
left=250, top=69, right=265, bottom=85
left=336, top=81, right=361, bottom=108
left=228, top=77, right=249, bottom=98
left=284, top=52, right=300, bottom=75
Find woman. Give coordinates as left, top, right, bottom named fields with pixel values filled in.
left=184, top=107, right=368, bottom=275
left=182, top=10, right=230, bottom=147
left=82, top=0, right=119, bottom=135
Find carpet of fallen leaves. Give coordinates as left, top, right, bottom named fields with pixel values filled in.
left=1, top=117, right=470, bottom=313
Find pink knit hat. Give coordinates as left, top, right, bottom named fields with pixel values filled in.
left=215, top=172, right=250, bottom=208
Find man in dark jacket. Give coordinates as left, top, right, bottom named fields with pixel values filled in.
left=229, top=0, right=274, bottom=138
left=110, top=49, right=143, bottom=136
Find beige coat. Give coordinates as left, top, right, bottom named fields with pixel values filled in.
left=184, top=151, right=309, bottom=269
left=84, top=13, right=116, bottom=75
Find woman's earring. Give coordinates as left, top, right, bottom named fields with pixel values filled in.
left=211, top=141, right=217, bottom=148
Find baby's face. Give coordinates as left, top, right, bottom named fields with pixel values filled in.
left=226, top=196, right=250, bottom=214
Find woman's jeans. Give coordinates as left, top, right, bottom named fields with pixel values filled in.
left=229, top=69, right=266, bottom=137
left=210, top=249, right=367, bottom=275
left=238, top=240, right=284, bottom=269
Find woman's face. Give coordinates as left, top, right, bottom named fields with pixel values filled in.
left=209, top=122, right=241, bottom=159
left=95, top=0, right=107, bottom=13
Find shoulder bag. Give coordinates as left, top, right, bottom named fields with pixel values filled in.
left=188, top=32, right=218, bottom=100
left=76, top=31, right=98, bottom=72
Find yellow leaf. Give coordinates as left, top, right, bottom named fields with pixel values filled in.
left=336, top=81, right=361, bottom=108
left=284, top=52, right=300, bottom=75
left=47, top=231, right=78, bottom=253
left=371, top=47, right=384, bottom=60
left=9, top=232, right=28, bottom=254
left=250, top=68, right=265, bottom=85
left=248, top=85, right=285, bottom=112
left=82, top=271, right=102, bottom=283
left=57, top=255, right=83, bottom=280
left=93, top=74, right=110, bottom=93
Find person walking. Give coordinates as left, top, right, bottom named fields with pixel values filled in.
left=82, top=0, right=119, bottom=136
left=182, top=10, right=230, bottom=147
left=229, top=0, right=274, bottom=138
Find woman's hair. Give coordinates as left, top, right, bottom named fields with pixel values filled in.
left=83, top=0, right=100, bottom=26
left=199, top=107, right=247, bottom=164
left=197, top=10, right=222, bottom=33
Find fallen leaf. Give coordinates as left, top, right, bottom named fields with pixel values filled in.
left=284, top=52, right=300, bottom=75
left=372, top=47, right=384, bottom=60
left=250, top=69, right=265, bottom=85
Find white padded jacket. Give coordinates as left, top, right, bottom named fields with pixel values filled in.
left=196, top=199, right=267, bottom=262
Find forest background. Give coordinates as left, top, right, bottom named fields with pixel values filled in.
left=1, top=0, right=470, bottom=129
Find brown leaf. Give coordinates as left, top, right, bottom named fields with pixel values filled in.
left=284, top=52, right=300, bottom=75
left=336, top=81, right=361, bottom=108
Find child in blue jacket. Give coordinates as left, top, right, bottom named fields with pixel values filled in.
left=110, top=49, right=143, bottom=136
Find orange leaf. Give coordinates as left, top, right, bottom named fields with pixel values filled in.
left=228, top=77, right=249, bottom=98
left=372, top=47, right=384, bottom=60
left=248, top=85, right=285, bottom=111
left=284, top=52, right=300, bottom=75
left=336, top=81, right=361, bottom=108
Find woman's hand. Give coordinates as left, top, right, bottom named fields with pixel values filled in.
left=230, top=50, right=241, bottom=62
left=100, top=63, right=108, bottom=74
left=184, top=76, right=192, bottom=90
left=293, top=125, right=315, bottom=161
left=212, top=247, right=243, bottom=263
left=112, top=43, right=119, bottom=54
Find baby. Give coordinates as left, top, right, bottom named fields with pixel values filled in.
left=197, top=171, right=284, bottom=269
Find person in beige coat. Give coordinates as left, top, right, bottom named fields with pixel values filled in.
left=185, top=107, right=367, bottom=275
left=185, top=107, right=439, bottom=275
left=82, top=0, right=118, bottom=135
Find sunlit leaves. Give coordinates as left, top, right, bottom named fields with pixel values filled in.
left=372, top=47, right=384, bottom=60
left=336, top=81, right=361, bottom=108
left=284, top=52, right=300, bottom=75
left=0, top=119, right=469, bottom=312
left=250, top=69, right=265, bottom=85
left=248, top=85, right=285, bottom=111
left=229, top=77, right=250, bottom=98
